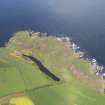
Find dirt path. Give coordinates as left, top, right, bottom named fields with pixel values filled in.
left=0, top=82, right=64, bottom=104
left=0, top=92, right=25, bottom=104
left=0, top=54, right=62, bottom=103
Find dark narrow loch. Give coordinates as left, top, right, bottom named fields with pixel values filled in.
left=23, top=55, right=60, bottom=81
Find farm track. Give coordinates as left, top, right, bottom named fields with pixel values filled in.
left=28, top=81, right=64, bottom=92
left=0, top=55, right=63, bottom=103
left=0, top=92, right=25, bottom=104
left=0, top=82, right=64, bottom=103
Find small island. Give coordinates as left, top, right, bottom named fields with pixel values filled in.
left=0, top=31, right=105, bottom=105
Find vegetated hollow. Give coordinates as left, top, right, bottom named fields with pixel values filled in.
left=23, top=54, right=60, bottom=81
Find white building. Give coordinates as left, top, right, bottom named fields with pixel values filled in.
left=56, top=37, right=62, bottom=41
left=64, top=37, right=70, bottom=41
left=92, top=59, right=97, bottom=64
left=102, top=73, right=105, bottom=77
left=78, top=51, right=84, bottom=58
left=72, top=43, right=76, bottom=50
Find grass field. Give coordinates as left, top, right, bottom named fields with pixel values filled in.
left=29, top=82, right=105, bottom=105
left=0, top=48, right=51, bottom=97
left=0, top=31, right=105, bottom=105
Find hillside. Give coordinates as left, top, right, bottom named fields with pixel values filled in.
left=0, top=31, right=105, bottom=105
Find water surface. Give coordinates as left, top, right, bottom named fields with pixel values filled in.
left=0, top=0, right=105, bottom=65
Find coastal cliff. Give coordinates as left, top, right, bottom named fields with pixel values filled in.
left=0, top=31, right=105, bottom=105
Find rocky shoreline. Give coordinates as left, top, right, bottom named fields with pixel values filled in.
left=56, top=35, right=105, bottom=78
left=6, top=30, right=105, bottom=79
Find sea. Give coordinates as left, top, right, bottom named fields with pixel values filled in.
left=0, top=0, right=105, bottom=66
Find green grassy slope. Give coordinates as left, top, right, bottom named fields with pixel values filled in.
left=0, top=31, right=105, bottom=105
left=29, top=82, right=105, bottom=105
left=0, top=48, right=51, bottom=97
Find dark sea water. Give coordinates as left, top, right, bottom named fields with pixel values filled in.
left=0, top=0, right=105, bottom=65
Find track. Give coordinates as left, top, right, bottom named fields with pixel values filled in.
left=0, top=82, right=64, bottom=103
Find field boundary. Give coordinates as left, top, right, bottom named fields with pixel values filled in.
left=0, top=82, right=64, bottom=103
